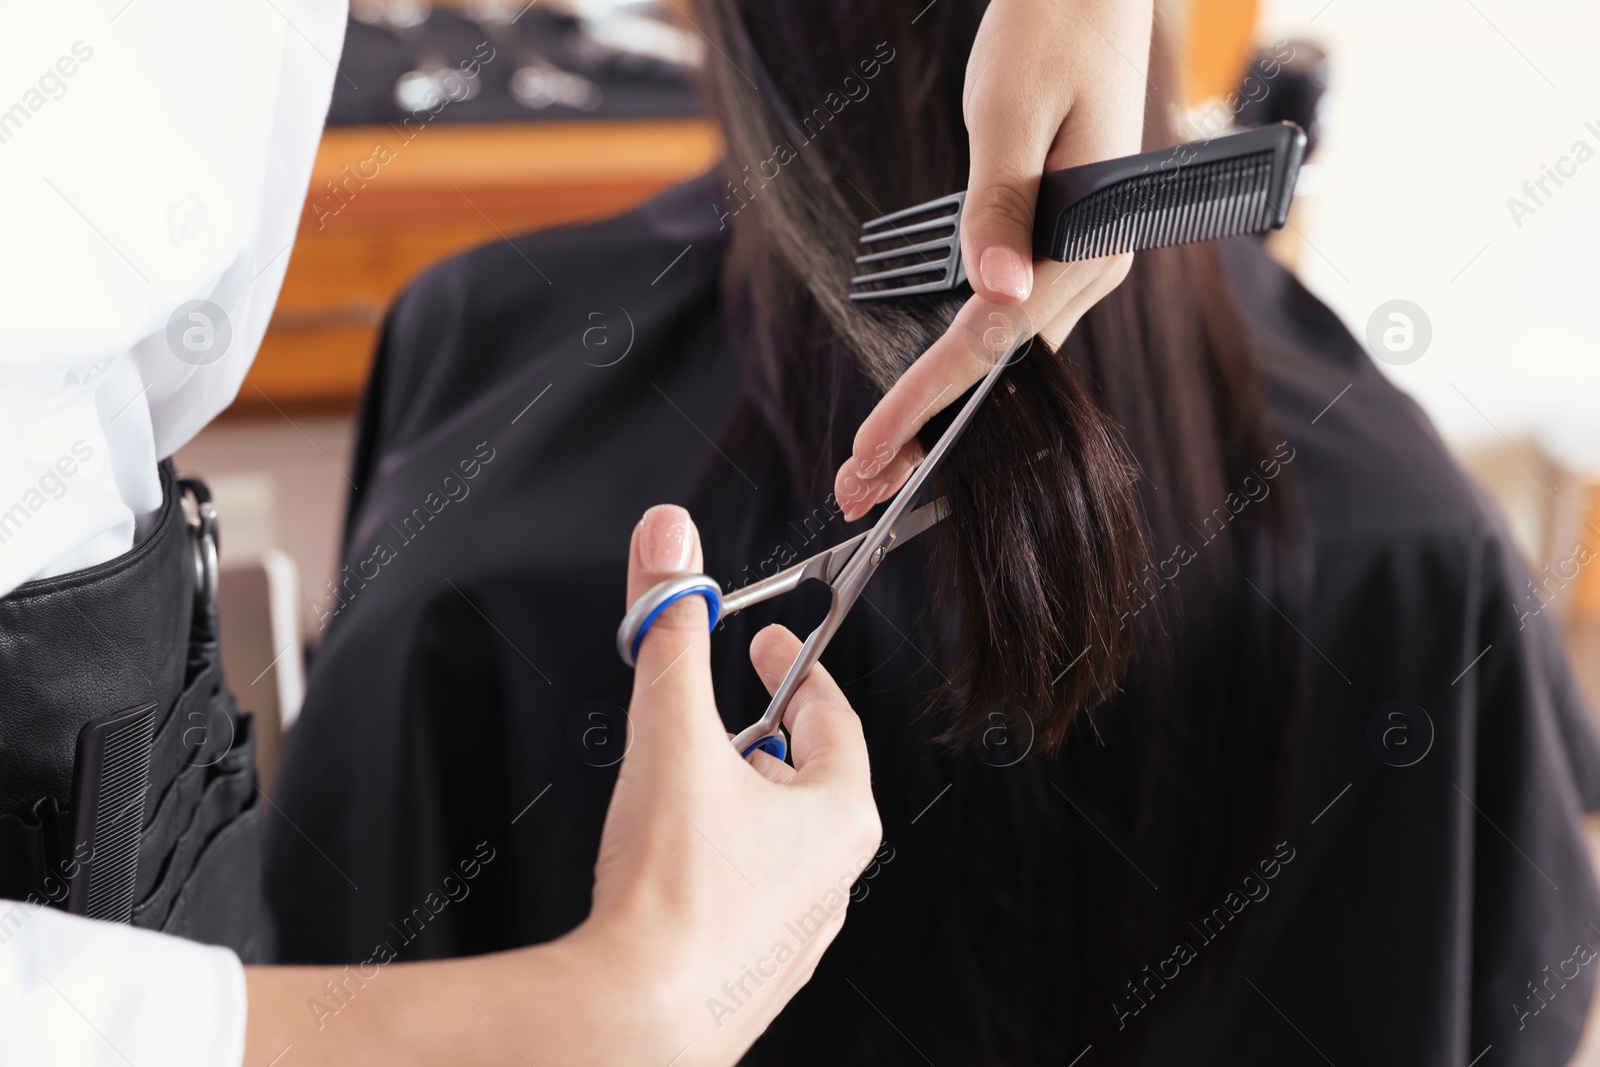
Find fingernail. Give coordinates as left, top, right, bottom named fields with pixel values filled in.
left=638, top=504, right=695, bottom=572
left=978, top=245, right=1031, bottom=302
left=845, top=483, right=883, bottom=523
left=846, top=481, right=876, bottom=521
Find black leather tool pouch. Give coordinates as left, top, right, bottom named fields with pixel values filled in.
left=0, top=462, right=273, bottom=961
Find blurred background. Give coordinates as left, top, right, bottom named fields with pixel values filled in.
left=174, top=0, right=1600, bottom=788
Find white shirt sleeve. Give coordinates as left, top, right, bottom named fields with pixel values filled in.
left=0, top=1, right=346, bottom=596
left=0, top=4, right=348, bottom=1063
left=0, top=903, right=246, bottom=1066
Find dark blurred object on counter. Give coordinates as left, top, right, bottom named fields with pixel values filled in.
left=1235, top=39, right=1328, bottom=158
left=329, top=0, right=703, bottom=125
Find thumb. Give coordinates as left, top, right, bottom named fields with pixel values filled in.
left=962, top=92, right=1054, bottom=305
left=624, top=505, right=723, bottom=766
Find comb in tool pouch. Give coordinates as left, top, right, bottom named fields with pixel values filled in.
left=66, top=702, right=158, bottom=921
left=849, top=121, right=1306, bottom=300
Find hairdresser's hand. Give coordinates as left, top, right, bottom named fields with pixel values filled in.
left=585, top=504, right=882, bottom=1063
left=836, top=0, right=1154, bottom=518
left=244, top=506, right=878, bottom=1066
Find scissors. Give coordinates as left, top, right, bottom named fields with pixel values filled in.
left=616, top=325, right=1029, bottom=762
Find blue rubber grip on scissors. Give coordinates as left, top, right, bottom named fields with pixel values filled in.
left=629, top=582, right=722, bottom=664
left=742, top=735, right=786, bottom=761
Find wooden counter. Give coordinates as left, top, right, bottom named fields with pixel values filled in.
left=234, top=0, right=1269, bottom=416
left=237, top=119, right=720, bottom=414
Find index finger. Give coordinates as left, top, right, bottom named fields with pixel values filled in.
left=836, top=299, right=1032, bottom=520
left=747, top=625, right=871, bottom=793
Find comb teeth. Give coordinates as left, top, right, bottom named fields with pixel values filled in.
left=68, top=703, right=157, bottom=923
left=847, top=122, right=1305, bottom=302
left=83, top=709, right=155, bottom=921
left=1053, top=150, right=1277, bottom=261
left=849, top=191, right=966, bottom=300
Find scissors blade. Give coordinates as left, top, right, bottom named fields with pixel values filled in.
left=730, top=328, right=1029, bottom=756
left=718, top=499, right=949, bottom=617
left=821, top=497, right=948, bottom=583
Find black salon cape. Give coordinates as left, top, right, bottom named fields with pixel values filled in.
left=266, top=176, right=1600, bottom=1065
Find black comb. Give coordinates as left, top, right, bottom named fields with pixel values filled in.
left=66, top=702, right=158, bottom=922
left=849, top=121, right=1306, bottom=300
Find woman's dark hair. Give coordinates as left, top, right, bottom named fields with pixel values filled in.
left=696, top=0, right=1305, bottom=1060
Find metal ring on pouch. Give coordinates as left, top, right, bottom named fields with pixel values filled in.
left=177, top=476, right=219, bottom=611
